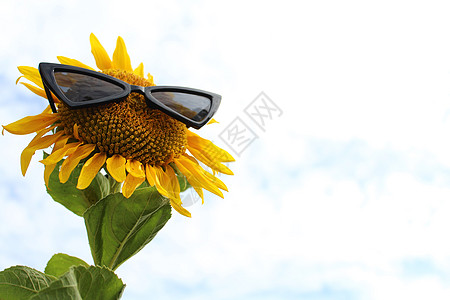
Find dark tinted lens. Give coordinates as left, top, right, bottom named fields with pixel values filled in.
left=54, top=71, right=124, bottom=103
left=151, top=91, right=211, bottom=121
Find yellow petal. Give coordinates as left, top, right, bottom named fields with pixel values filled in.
left=170, top=200, right=191, bottom=218
left=145, top=164, right=156, bottom=186
left=147, top=73, right=155, bottom=86
left=22, top=148, right=41, bottom=175
left=15, top=76, right=23, bottom=85
left=2, top=112, right=58, bottom=135
left=192, top=185, right=204, bottom=203
left=174, top=156, right=224, bottom=198
left=165, top=165, right=181, bottom=203
left=207, top=118, right=219, bottom=125
left=182, top=154, right=228, bottom=191
left=42, top=105, right=53, bottom=114
left=187, top=146, right=234, bottom=175
left=44, top=164, right=57, bottom=187
left=26, top=125, right=57, bottom=147
left=174, top=158, right=204, bottom=202
left=77, top=152, right=107, bottom=189
left=182, top=153, right=199, bottom=164
left=173, top=162, right=208, bottom=204
left=90, top=33, right=112, bottom=70
left=187, top=130, right=235, bottom=162
left=53, top=135, right=69, bottom=150
left=152, top=166, right=170, bottom=198
left=122, top=173, right=146, bottom=198
left=203, top=170, right=228, bottom=191
left=73, top=123, right=80, bottom=140
left=21, top=146, right=42, bottom=176
left=44, top=137, right=69, bottom=187
left=106, top=154, right=126, bottom=182
left=19, top=82, right=47, bottom=99
left=125, top=160, right=145, bottom=178
left=57, top=56, right=95, bottom=71
left=187, top=162, right=224, bottom=196
left=112, top=36, right=132, bottom=72
left=17, top=72, right=58, bottom=103
left=175, top=158, right=204, bottom=202
left=153, top=166, right=181, bottom=205
left=59, top=144, right=96, bottom=183
left=20, top=131, right=65, bottom=176
left=40, top=141, right=81, bottom=165
left=155, top=166, right=171, bottom=194
left=17, top=66, right=44, bottom=89
left=133, top=62, right=144, bottom=77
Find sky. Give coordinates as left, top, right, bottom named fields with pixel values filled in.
left=2, top=0, right=450, bottom=299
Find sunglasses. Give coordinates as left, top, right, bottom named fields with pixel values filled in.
left=38, top=63, right=221, bottom=129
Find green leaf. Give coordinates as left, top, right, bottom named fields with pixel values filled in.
left=44, top=253, right=90, bottom=278
left=84, top=187, right=172, bottom=270
left=0, top=265, right=56, bottom=300
left=46, top=153, right=110, bottom=216
left=30, top=265, right=125, bottom=300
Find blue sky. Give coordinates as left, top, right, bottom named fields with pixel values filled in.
left=2, top=0, right=450, bottom=299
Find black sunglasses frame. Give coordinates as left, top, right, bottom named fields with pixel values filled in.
left=38, top=63, right=221, bottom=129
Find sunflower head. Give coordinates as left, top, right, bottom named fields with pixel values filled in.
left=57, top=69, right=188, bottom=166
left=3, top=33, right=234, bottom=217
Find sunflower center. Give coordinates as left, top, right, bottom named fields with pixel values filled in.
left=57, top=69, right=188, bottom=166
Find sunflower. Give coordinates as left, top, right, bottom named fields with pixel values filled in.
left=2, top=33, right=234, bottom=217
